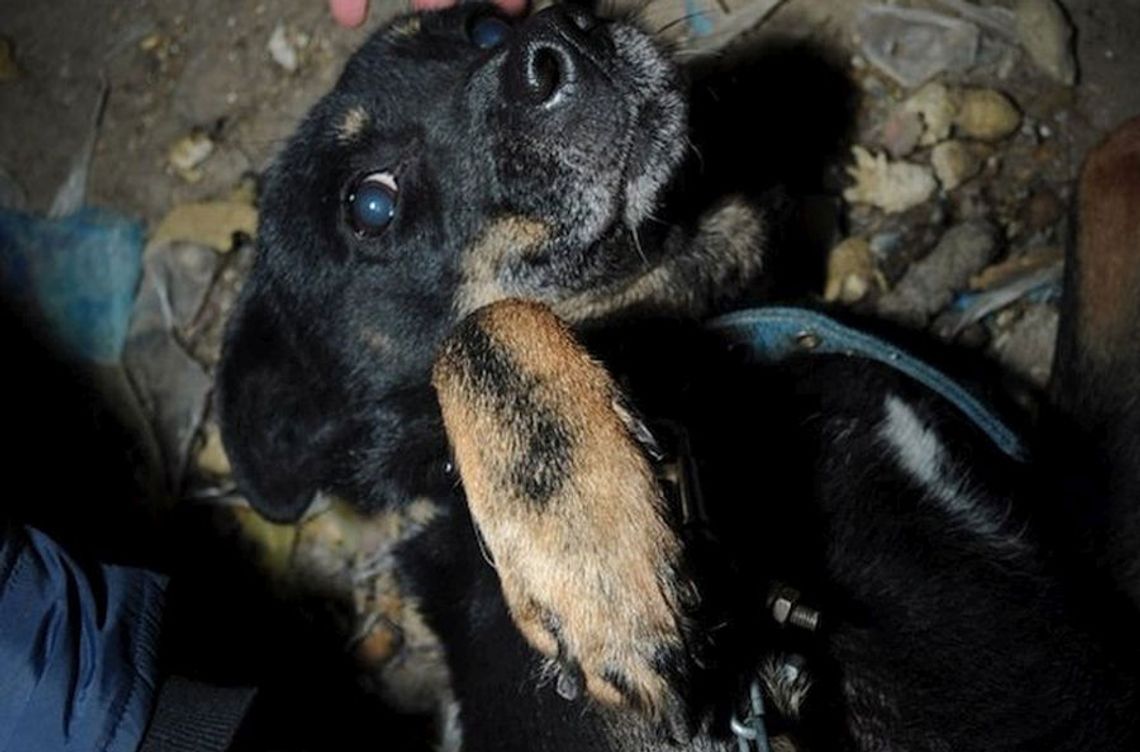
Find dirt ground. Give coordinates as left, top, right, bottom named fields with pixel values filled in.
left=2, top=1, right=1137, bottom=224
left=2, top=0, right=1139, bottom=742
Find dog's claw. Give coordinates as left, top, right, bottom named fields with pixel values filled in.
left=555, top=658, right=586, bottom=701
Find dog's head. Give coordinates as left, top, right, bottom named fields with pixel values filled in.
left=217, top=3, right=689, bottom=522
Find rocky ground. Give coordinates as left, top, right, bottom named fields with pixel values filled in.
left=2, top=0, right=1138, bottom=740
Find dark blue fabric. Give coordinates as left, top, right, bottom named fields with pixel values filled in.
left=0, top=525, right=166, bottom=752
left=707, top=307, right=1028, bottom=461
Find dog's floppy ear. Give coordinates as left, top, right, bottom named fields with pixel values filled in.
left=216, top=288, right=344, bottom=523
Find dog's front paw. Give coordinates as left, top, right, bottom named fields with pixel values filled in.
left=433, top=300, right=698, bottom=738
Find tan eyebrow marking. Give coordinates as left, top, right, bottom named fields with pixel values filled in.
left=337, top=105, right=369, bottom=143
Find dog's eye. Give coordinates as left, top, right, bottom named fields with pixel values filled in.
left=468, top=15, right=510, bottom=49
left=347, top=171, right=398, bottom=236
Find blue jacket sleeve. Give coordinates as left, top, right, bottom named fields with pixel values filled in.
left=0, top=525, right=167, bottom=752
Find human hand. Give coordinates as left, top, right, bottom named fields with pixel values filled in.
left=328, top=0, right=527, bottom=28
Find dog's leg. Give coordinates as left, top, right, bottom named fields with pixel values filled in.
left=432, top=300, right=698, bottom=740
left=553, top=197, right=767, bottom=323
left=1051, top=116, right=1140, bottom=604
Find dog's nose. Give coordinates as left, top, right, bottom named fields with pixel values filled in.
left=504, top=5, right=599, bottom=106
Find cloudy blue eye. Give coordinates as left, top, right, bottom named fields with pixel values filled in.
left=469, top=15, right=510, bottom=49
left=348, top=172, right=398, bottom=236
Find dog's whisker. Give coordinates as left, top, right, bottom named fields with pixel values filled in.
left=687, top=137, right=706, bottom=174
left=470, top=514, right=498, bottom=571
left=628, top=0, right=659, bottom=23
left=654, top=11, right=712, bottom=38
left=631, top=226, right=649, bottom=265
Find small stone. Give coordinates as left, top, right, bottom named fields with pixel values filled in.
left=844, top=146, right=938, bottom=214
left=903, top=84, right=1022, bottom=145
left=990, top=302, right=1059, bottom=387
left=870, top=231, right=903, bottom=259
left=880, top=109, right=925, bottom=159
left=167, top=132, right=215, bottom=182
left=931, top=140, right=984, bottom=191
left=954, top=87, right=1022, bottom=142
left=825, top=237, right=885, bottom=304
left=878, top=221, right=1000, bottom=326
left=1015, top=0, right=1077, bottom=86
left=268, top=22, right=301, bottom=73
left=904, top=82, right=957, bottom=146
left=139, top=33, right=163, bottom=52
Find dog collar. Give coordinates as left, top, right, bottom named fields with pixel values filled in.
left=656, top=306, right=1027, bottom=750
left=707, top=307, right=1029, bottom=462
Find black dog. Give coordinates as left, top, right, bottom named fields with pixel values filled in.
left=217, top=3, right=1140, bottom=749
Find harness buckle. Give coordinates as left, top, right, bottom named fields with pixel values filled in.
left=730, top=679, right=771, bottom=752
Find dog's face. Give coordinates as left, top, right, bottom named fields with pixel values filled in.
left=218, top=4, right=688, bottom=522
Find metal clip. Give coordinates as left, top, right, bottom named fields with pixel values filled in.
left=651, top=419, right=709, bottom=531
left=730, top=679, right=771, bottom=752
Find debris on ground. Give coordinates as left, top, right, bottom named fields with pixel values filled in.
left=123, top=239, right=219, bottom=487
left=0, top=207, right=143, bottom=362
left=181, top=241, right=255, bottom=367
left=879, top=108, right=925, bottom=158
left=878, top=220, right=999, bottom=327
left=825, top=236, right=885, bottom=304
left=641, top=0, right=791, bottom=56
left=3, top=0, right=1131, bottom=728
left=934, top=256, right=1062, bottom=339
left=931, top=139, right=985, bottom=191
left=268, top=22, right=309, bottom=74
left=844, top=146, right=938, bottom=213
left=932, top=0, right=1017, bottom=40
left=900, top=82, right=1023, bottom=145
left=1014, top=0, right=1078, bottom=85
left=49, top=82, right=109, bottom=218
left=150, top=199, right=257, bottom=253
left=167, top=131, right=216, bottom=183
left=989, top=302, right=1059, bottom=386
left=954, top=86, right=1022, bottom=141
left=855, top=5, right=980, bottom=88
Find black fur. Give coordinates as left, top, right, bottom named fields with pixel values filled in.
left=218, top=5, right=1140, bottom=751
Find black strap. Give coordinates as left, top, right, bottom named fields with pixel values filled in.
left=140, top=676, right=257, bottom=752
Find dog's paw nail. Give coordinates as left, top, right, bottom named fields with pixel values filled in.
left=555, top=659, right=586, bottom=701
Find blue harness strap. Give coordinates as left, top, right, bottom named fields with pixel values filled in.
left=707, top=307, right=1028, bottom=462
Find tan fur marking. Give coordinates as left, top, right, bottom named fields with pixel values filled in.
left=553, top=197, right=766, bottom=323
left=454, top=216, right=551, bottom=317
left=337, top=106, right=369, bottom=143
left=434, top=300, right=692, bottom=720
left=1077, top=117, right=1140, bottom=365
left=388, top=15, right=422, bottom=38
